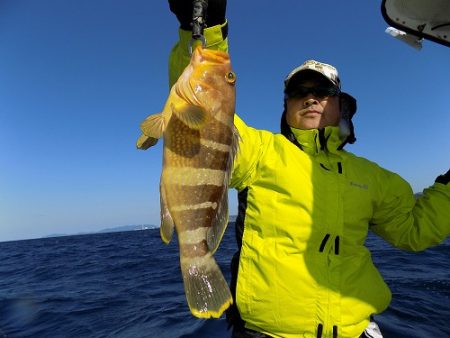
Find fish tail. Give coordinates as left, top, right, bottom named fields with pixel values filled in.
left=180, top=253, right=233, bottom=318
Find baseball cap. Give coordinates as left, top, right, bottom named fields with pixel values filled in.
left=284, top=60, right=341, bottom=90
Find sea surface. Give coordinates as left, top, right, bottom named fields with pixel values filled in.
left=0, top=225, right=449, bottom=338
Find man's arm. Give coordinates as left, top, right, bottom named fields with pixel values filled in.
left=371, top=168, right=450, bottom=251
left=168, top=0, right=228, bottom=88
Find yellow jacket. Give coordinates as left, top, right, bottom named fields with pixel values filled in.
left=168, top=24, right=450, bottom=338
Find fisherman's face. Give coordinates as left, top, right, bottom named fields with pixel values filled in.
left=285, top=75, right=340, bottom=130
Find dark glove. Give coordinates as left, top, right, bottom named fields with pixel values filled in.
left=168, top=0, right=227, bottom=30
left=435, top=169, right=450, bottom=185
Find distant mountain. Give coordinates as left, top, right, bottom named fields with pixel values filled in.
left=98, top=217, right=237, bottom=233
left=44, top=233, right=70, bottom=238
left=43, top=224, right=157, bottom=239
left=43, top=217, right=238, bottom=239
left=97, top=224, right=156, bottom=233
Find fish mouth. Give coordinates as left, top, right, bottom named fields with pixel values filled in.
left=194, top=46, right=230, bottom=64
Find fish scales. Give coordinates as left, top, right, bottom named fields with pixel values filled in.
left=136, top=46, right=238, bottom=318
left=168, top=208, right=217, bottom=231
left=165, top=115, right=233, bottom=168
left=180, top=240, right=209, bottom=258
left=167, top=184, right=224, bottom=206
left=163, top=117, right=231, bottom=224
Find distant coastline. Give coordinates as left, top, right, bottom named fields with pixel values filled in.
left=43, top=224, right=158, bottom=239
left=43, top=215, right=238, bottom=239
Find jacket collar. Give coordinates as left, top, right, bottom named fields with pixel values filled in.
left=290, top=126, right=345, bottom=155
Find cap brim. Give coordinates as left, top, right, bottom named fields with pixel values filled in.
left=285, top=69, right=337, bottom=91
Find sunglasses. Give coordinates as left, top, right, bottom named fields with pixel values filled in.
left=287, top=85, right=341, bottom=99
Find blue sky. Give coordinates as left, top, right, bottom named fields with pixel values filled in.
left=1, top=0, right=449, bottom=242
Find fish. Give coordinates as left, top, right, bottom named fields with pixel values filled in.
left=136, top=46, right=238, bottom=318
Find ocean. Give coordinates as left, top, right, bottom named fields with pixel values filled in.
left=0, top=225, right=449, bottom=338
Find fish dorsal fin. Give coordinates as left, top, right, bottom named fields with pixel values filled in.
left=206, top=126, right=240, bottom=253
left=171, top=102, right=208, bottom=129
left=140, top=113, right=166, bottom=139
left=206, top=189, right=229, bottom=255
left=160, top=186, right=174, bottom=244
left=136, top=134, right=158, bottom=149
left=228, top=126, right=241, bottom=173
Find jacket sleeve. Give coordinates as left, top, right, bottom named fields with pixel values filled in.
left=370, top=169, right=450, bottom=251
left=230, top=116, right=267, bottom=191
left=168, top=22, right=229, bottom=88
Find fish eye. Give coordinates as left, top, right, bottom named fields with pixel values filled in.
left=225, top=71, right=236, bottom=84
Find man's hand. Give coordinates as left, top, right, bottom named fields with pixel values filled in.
left=168, top=0, right=227, bottom=30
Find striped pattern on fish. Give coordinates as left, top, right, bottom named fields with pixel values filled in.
left=136, top=46, right=238, bottom=318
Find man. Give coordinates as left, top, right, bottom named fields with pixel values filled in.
left=165, top=1, right=450, bottom=337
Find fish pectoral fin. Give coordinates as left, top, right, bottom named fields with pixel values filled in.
left=207, top=192, right=229, bottom=255
left=160, top=187, right=174, bottom=244
left=140, top=113, right=166, bottom=139
left=171, top=102, right=208, bottom=129
left=136, top=134, right=158, bottom=150
left=181, top=255, right=233, bottom=318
